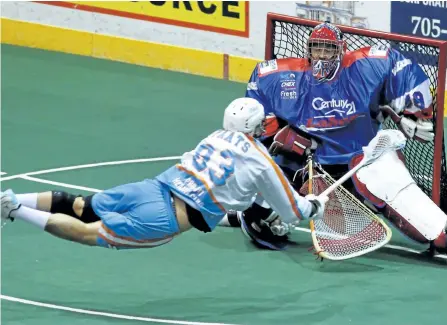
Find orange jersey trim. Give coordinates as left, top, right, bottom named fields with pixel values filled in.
left=245, top=135, right=302, bottom=219
left=176, top=165, right=226, bottom=213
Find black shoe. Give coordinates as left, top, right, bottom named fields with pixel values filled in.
left=240, top=213, right=289, bottom=251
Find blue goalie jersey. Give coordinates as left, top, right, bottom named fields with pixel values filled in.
left=246, top=46, right=433, bottom=167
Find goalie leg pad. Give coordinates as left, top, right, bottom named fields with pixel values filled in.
left=350, top=151, right=407, bottom=208
left=383, top=205, right=429, bottom=244
left=350, top=153, right=386, bottom=208
left=433, top=231, right=447, bottom=253
left=356, top=151, right=447, bottom=241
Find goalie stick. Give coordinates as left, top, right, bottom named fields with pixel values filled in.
left=303, top=129, right=407, bottom=260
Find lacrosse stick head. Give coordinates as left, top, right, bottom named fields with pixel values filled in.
left=362, top=129, right=407, bottom=165
left=301, top=166, right=393, bottom=261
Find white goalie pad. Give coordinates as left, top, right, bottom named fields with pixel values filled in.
left=356, top=150, right=447, bottom=240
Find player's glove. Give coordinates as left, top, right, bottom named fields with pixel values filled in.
left=305, top=194, right=328, bottom=219
left=379, top=105, right=434, bottom=143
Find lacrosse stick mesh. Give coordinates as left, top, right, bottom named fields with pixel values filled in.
left=363, top=129, right=407, bottom=165
left=300, top=166, right=392, bottom=260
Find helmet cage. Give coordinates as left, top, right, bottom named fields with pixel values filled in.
left=307, top=24, right=346, bottom=82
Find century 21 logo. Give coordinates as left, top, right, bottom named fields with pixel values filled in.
left=312, top=97, right=356, bottom=116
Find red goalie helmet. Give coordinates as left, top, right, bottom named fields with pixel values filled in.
left=307, top=22, right=346, bottom=82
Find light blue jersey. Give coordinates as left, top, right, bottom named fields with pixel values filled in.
left=156, top=130, right=314, bottom=231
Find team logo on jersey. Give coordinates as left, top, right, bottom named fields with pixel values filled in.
left=306, top=97, right=358, bottom=129
left=312, top=97, right=356, bottom=116
left=392, top=59, right=412, bottom=76
left=281, top=90, right=297, bottom=99
left=280, top=72, right=296, bottom=80
left=368, top=45, right=388, bottom=57
left=305, top=114, right=361, bottom=130
left=279, top=72, right=297, bottom=93
left=281, top=80, right=296, bottom=89
left=258, top=60, right=278, bottom=75
left=172, top=177, right=204, bottom=207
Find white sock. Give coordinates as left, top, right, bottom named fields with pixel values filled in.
left=11, top=206, right=50, bottom=230
left=16, top=193, right=38, bottom=209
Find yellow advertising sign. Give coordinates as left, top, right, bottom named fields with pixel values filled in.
left=41, top=1, right=249, bottom=37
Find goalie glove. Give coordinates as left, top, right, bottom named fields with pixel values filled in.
left=399, top=117, right=434, bottom=142
left=305, top=194, right=328, bottom=219
left=379, top=105, right=434, bottom=143
left=268, top=125, right=318, bottom=156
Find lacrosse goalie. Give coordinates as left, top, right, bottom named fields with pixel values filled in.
left=220, top=21, right=447, bottom=256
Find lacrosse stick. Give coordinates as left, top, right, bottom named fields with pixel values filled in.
left=303, top=129, right=405, bottom=260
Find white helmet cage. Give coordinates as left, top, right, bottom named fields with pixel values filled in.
left=223, top=98, right=266, bottom=137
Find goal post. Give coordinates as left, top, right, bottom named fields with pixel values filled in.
left=265, top=13, right=447, bottom=212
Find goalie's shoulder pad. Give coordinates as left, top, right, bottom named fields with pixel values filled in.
left=343, top=46, right=389, bottom=68
left=366, top=45, right=389, bottom=58
left=258, top=59, right=278, bottom=76
left=257, top=58, right=309, bottom=77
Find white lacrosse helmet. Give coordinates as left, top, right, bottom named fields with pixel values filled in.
left=223, top=98, right=265, bottom=137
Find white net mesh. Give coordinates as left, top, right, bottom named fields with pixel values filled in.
left=300, top=166, right=392, bottom=260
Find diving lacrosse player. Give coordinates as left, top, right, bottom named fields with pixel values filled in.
left=225, top=22, right=447, bottom=254
left=1, top=98, right=326, bottom=250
